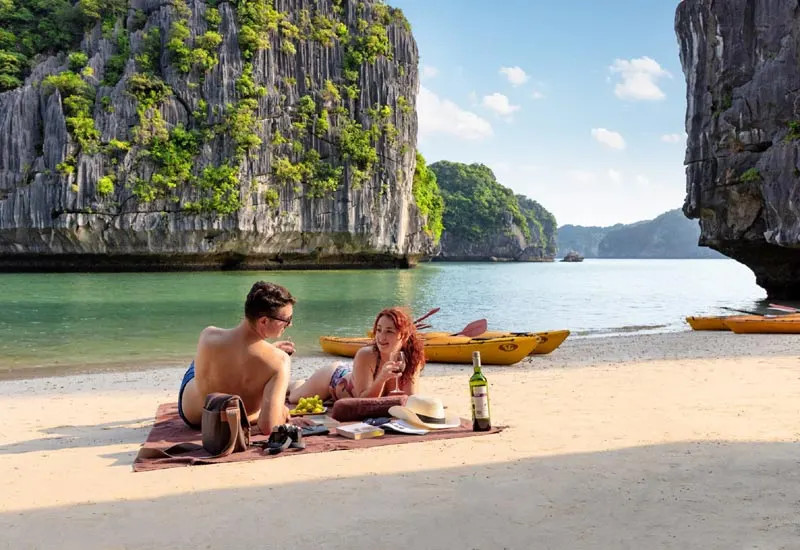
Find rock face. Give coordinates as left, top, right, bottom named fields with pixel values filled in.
left=437, top=223, right=545, bottom=262
left=429, top=161, right=557, bottom=262
left=676, top=0, right=800, bottom=297
left=0, top=0, right=432, bottom=270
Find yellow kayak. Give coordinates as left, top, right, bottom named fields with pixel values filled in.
left=319, top=335, right=539, bottom=366
left=723, top=317, right=800, bottom=334
left=476, top=330, right=570, bottom=355
left=687, top=313, right=800, bottom=331
left=686, top=315, right=752, bottom=331
left=418, top=329, right=569, bottom=355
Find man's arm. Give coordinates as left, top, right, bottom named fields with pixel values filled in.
left=273, top=340, right=296, bottom=355
left=256, top=348, right=291, bottom=435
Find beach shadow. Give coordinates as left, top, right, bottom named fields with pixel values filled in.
left=99, top=450, right=142, bottom=467
left=1, top=440, right=798, bottom=549
left=0, top=417, right=152, bottom=455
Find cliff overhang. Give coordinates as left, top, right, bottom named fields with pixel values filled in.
left=676, top=0, right=800, bottom=298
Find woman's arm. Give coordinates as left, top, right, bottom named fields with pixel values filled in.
left=351, top=347, right=395, bottom=398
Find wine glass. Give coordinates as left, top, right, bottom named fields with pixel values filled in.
left=388, top=350, right=406, bottom=395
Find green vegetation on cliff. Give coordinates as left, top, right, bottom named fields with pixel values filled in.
left=516, top=195, right=557, bottom=255
left=430, top=161, right=529, bottom=243
left=429, top=161, right=557, bottom=256
left=412, top=152, right=443, bottom=242
left=0, top=0, right=124, bottom=91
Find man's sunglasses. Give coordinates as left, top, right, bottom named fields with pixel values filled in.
left=266, top=314, right=293, bottom=326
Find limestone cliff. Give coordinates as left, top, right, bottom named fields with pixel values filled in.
left=676, top=0, right=800, bottom=297
left=0, top=0, right=432, bottom=270
left=429, top=161, right=557, bottom=262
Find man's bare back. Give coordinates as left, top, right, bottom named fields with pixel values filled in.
left=177, top=281, right=297, bottom=435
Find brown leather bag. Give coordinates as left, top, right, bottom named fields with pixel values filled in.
left=200, top=393, right=251, bottom=457
left=136, top=392, right=251, bottom=463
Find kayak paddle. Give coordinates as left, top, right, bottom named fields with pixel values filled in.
left=768, top=303, right=799, bottom=313
left=455, top=318, right=488, bottom=337
left=414, top=307, right=440, bottom=327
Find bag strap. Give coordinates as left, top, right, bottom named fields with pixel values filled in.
left=218, top=406, right=241, bottom=457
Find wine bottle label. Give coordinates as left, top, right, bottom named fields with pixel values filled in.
left=471, top=386, right=489, bottom=420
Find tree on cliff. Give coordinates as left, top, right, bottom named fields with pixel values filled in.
left=428, top=161, right=557, bottom=257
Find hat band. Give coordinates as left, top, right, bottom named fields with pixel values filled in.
left=415, top=412, right=445, bottom=424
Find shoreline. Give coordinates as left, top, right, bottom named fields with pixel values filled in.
left=0, top=325, right=780, bottom=382
left=2, top=329, right=800, bottom=383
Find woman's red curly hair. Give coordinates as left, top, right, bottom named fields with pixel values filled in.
left=371, top=307, right=425, bottom=385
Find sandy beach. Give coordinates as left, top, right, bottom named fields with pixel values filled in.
left=1, top=331, right=799, bottom=549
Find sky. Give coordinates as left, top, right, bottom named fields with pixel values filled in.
left=390, top=0, right=688, bottom=227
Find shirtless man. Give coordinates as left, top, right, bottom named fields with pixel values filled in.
left=177, top=281, right=297, bottom=436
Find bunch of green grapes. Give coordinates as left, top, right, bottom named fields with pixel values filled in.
left=290, top=395, right=325, bottom=414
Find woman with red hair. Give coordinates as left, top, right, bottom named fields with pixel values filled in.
left=289, top=307, right=425, bottom=402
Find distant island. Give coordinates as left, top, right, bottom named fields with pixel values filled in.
left=557, top=209, right=725, bottom=259
left=430, top=162, right=557, bottom=262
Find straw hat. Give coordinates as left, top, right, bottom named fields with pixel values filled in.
left=388, top=395, right=461, bottom=430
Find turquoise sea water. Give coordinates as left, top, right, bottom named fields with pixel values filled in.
left=0, top=259, right=772, bottom=374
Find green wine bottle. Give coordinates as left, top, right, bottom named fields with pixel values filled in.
left=470, top=351, right=491, bottom=431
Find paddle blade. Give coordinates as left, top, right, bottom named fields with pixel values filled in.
left=414, top=307, right=441, bottom=326
left=456, top=319, right=488, bottom=337
left=768, top=303, right=799, bottom=313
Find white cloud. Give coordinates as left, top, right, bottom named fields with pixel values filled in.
left=607, top=169, right=623, bottom=184
left=499, top=66, right=529, bottom=86
left=531, top=90, right=545, bottom=100
left=661, top=133, right=683, bottom=143
left=482, top=93, right=520, bottom=117
left=567, top=170, right=597, bottom=184
left=421, top=65, right=439, bottom=79
left=467, top=90, right=478, bottom=106
left=609, top=56, right=670, bottom=101
left=417, top=86, right=494, bottom=141
left=636, top=175, right=651, bottom=186
left=591, top=128, right=626, bottom=150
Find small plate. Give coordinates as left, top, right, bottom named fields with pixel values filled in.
left=289, top=407, right=328, bottom=416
